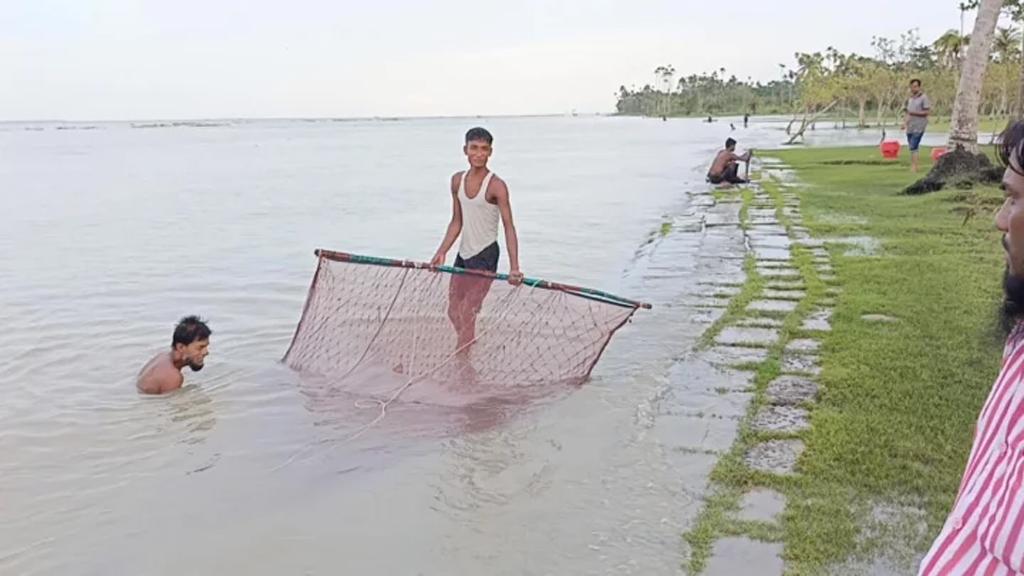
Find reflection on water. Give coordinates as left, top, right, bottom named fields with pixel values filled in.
left=0, top=116, right=900, bottom=575
left=160, top=385, right=218, bottom=443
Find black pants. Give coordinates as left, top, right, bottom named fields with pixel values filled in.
left=708, top=163, right=747, bottom=184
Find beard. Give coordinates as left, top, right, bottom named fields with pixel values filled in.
left=1001, top=265, right=1024, bottom=336
left=187, top=361, right=205, bottom=372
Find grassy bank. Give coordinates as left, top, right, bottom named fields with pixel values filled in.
left=681, top=145, right=1009, bottom=574
left=768, top=146, right=1005, bottom=572
left=782, top=116, right=1008, bottom=133
left=617, top=113, right=1008, bottom=135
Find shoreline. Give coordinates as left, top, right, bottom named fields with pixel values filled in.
left=677, top=146, right=1004, bottom=574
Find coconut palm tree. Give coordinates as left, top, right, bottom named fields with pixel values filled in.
left=993, top=26, right=1022, bottom=62
left=934, top=29, right=971, bottom=68
left=654, top=65, right=676, bottom=117
left=949, top=0, right=1005, bottom=153
left=967, top=0, right=1024, bottom=116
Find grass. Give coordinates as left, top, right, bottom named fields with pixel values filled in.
left=925, top=116, right=1007, bottom=135
left=774, top=115, right=1007, bottom=136
left=682, top=145, right=1008, bottom=574
left=771, top=146, right=1006, bottom=573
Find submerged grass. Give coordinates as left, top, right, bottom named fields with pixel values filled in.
left=685, top=178, right=820, bottom=574
left=697, top=188, right=762, bottom=349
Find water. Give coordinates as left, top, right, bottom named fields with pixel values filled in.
left=0, top=115, right=900, bottom=575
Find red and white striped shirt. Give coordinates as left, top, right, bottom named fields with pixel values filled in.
left=921, top=326, right=1024, bottom=575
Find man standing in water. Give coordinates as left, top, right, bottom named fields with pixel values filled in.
left=137, top=316, right=211, bottom=394
left=920, top=121, right=1024, bottom=574
left=431, top=127, right=523, bottom=355
left=902, top=78, right=931, bottom=173
left=707, top=137, right=752, bottom=185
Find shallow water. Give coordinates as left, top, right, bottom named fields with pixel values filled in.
left=1, top=115, right=903, bottom=575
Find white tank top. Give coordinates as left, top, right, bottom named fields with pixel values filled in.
left=457, top=170, right=500, bottom=259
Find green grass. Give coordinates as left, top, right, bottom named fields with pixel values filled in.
left=925, top=116, right=1007, bottom=135
left=681, top=144, right=1008, bottom=574
left=772, top=146, right=1004, bottom=573
left=783, top=116, right=1007, bottom=136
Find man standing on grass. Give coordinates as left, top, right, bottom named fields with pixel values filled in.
left=902, top=78, right=931, bottom=174
left=920, top=120, right=1024, bottom=574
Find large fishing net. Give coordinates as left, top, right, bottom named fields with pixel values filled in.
left=284, top=250, right=647, bottom=397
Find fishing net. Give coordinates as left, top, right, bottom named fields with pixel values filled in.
left=283, top=250, right=647, bottom=393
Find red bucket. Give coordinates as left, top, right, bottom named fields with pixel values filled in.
left=931, top=147, right=947, bottom=161
left=880, top=140, right=901, bottom=159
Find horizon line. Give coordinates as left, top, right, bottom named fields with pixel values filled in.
left=0, top=111, right=613, bottom=125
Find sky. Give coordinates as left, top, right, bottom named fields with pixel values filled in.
left=0, top=0, right=985, bottom=121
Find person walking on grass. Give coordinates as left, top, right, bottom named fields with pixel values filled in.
left=902, top=78, right=931, bottom=173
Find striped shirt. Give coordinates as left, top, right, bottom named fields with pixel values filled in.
left=921, top=325, right=1024, bottom=575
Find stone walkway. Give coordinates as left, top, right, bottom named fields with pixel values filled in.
left=670, top=161, right=836, bottom=575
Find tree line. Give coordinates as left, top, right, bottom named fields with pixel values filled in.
left=616, top=0, right=1024, bottom=146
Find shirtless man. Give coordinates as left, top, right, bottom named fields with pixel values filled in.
left=707, top=137, right=752, bottom=185
left=136, top=316, right=211, bottom=394
left=431, top=127, right=522, bottom=355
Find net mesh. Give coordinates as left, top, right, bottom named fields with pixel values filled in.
left=283, top=252, right=642, bottom=391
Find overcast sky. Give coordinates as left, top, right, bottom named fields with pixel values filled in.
left=0, top=0, right=982, bottom=121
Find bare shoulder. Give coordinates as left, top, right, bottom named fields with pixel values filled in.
left=487, top=174, right=509, bottom=198
left=450, top=171, right=463, bottom=193
left=484, top=175, right=508, bottom=205
left=137, top=354, right=182, bottom=394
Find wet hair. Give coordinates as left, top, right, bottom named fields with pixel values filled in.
left=725, top=138, right=737, bottom=149
left=465, top=127, right=493, bottom=145
left=910, top=78, right=921, bottom=87
left=172, top=315, right=211, bottom=348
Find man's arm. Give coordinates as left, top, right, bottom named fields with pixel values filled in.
left=491, top=178, right=522, bottom=284
left=431, top=173, right=463, bottom=266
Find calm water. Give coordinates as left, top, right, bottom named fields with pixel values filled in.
left=0, top=116, right=905, bottom=575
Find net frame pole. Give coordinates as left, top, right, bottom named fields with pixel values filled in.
left=313, top=249, right=652, bottom=310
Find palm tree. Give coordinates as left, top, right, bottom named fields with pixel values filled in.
left=653, top=65, right=676, bottom=117
left=966, top=0, right=1024, bottom=117
left=934, top=29, right=971, bottom=68
left=994, top=26, right=1022, bottom=62
left=949, top=0, right=1005, bottom=153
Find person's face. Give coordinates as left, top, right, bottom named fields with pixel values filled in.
left=997, top=156, right=1024, bottom=278
left=910, top=81, right=921, bottom=96
left=175, top=339, right=210, bottom=371
left=996, top=153, right=1024, bottom=332
left=464, top=139, right=492, bottom=168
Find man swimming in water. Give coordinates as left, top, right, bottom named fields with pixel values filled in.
left=707, top=137, right=752, bottom=185
left=136, top=316, right=211, bottom=394
left=431, top=127, right=523, bottom=355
